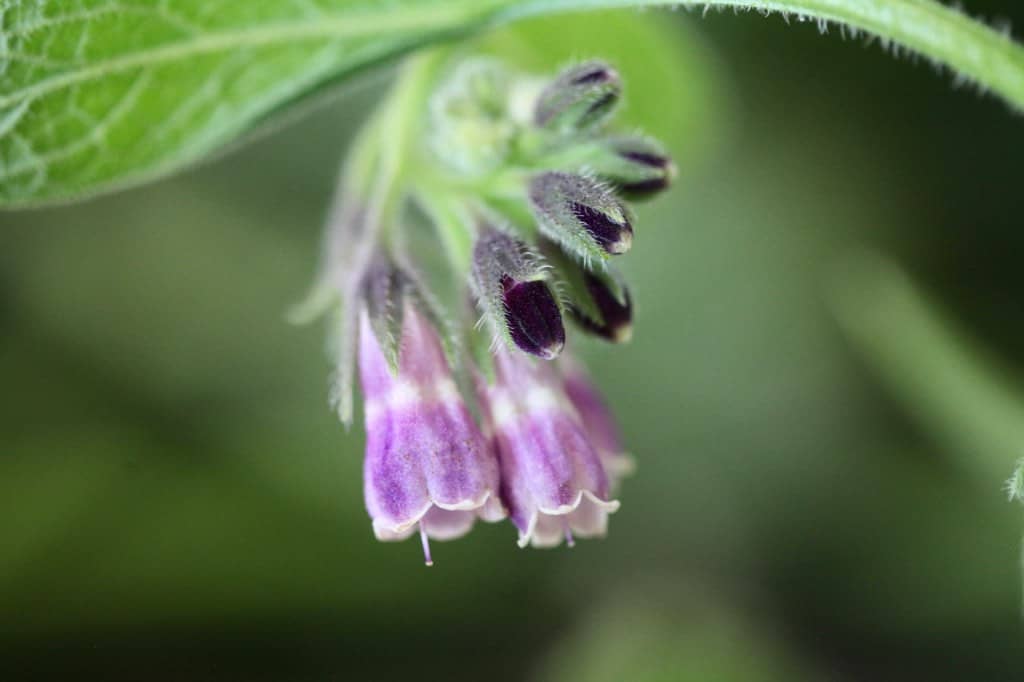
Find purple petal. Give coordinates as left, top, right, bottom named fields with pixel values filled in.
left=360, top=305, right=504, bottom=542
left=560, top=355, right=635, bottom=486
left=479, top=347, right=618, bottom=548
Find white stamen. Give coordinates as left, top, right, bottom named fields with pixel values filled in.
left=563, top=517, right=576, bottom=548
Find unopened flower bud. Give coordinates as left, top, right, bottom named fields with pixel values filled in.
left=589, top=136, right=676, bottom=199
left=570, top=271, right=633, bottom=343
left=472, top=227, right=565, bottom=360
left=534, top=61, right=621, bottom=133
left=529, top=172, right=633, bottom=262
left=501, top=275, right=565, bottom=360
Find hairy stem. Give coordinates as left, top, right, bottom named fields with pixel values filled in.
left=500, top=0, right=1024, bottom=111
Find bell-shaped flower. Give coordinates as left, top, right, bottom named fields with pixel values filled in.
left=476, top=346, right=619, bottom=548
left=360, top=300, right=504, bottom=564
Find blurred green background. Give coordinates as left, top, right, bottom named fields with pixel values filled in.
left=3, top=4, right=1024, bottom=680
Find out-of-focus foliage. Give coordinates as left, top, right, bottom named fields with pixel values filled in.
left=3, top=5, right=1024, bottom=681
left=538, top=586, right=818, bottom=682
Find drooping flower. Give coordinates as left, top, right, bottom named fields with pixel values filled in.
left=476, top=346, right=619, bottom=548
left=359, top=271, right=504, bottom=564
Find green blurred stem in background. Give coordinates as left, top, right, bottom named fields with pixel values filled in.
left=831, top=253, right=1024, bottom=489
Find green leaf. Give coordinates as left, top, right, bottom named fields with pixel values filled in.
left=0, top=0, right=508, bottom=207
left=2, top=0, right=1023, bottom=208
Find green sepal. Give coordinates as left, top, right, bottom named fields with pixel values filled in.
left=528, top=172, right=632, bottom=267
left=467, top=318, right=498, bottom=385
left=362, top=264, right=407, bottom=374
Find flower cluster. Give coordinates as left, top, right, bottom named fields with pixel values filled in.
left=301, top=56, right=672, bottom=564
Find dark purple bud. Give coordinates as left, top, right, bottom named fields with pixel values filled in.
left=501, top=275, right=566, bottom=360
left=570, top=272, right=633, bottom=343
left=534, top=61, right=621, bottom=133
left=586, top=136, right=676, bottom=200
left=529, top=173, right=633, bottom=262
left=569, top=201, right=634, bottom=255
left=471, top=226, right=565, bottom=360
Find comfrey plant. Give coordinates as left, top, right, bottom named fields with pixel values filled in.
left=4, top=1, right=1024, bottom=569
left=296, top=57, right=667, bottom=562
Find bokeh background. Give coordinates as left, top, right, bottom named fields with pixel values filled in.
left=3, top=3, right=1024, bottom=680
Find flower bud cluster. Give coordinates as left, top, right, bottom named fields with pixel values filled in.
left=304, top=57, right=673, bottom=563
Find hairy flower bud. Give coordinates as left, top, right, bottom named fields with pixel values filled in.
left=534, top=60, right=621, bottom=133
left=569, top=271, right=633, bottom=343
left=529, top=172, right=633, bottom=262
left=472, top=226, right=565, bottom=360
left=588, top=136, right=676, bottom=199
left=501, top=275, right=565, bottom=359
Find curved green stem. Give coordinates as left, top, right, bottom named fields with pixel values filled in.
left=368, top=49, right=452, bottom=244
left=498, top=0, right=1024, bottom=111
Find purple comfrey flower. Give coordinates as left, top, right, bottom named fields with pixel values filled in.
left=558, top=354, right=634, bottom=490
left=476, top=346, right=619, bottom=548
left=360, top=302, right=504, bottom=564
